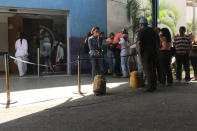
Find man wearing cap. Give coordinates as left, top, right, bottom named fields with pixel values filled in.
left=136, top=18, right=159, bottom=92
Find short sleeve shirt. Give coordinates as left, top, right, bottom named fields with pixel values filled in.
left=113, top=33, right=124, bottom=49
left=137, top=27, right=158, bottom=54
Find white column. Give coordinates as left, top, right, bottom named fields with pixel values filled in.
left=67, top=14, right=71, bottom=75
left=192, top=0, right=196, bottom=36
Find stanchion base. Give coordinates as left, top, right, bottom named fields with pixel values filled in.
left=72, top=91, right=87, bottom=95
left=0, top=101, right=17, bottom=108
left=0, top=101, right=17, bottom=105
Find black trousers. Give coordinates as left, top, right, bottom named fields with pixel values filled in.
left=190, top=56, right=197, bottom=77
left=114, top=48, right=121, bottom=74
left=141, top=52, right=157, bottom=89
left=156, top=52, right=162, bottom=83
left=175, top=54, right=190, bottom=81
left=30, top=53, right=37, bottom=74
left=159, top=51, right=173, bottom=84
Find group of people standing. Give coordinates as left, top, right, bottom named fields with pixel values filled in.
left=86, top=17, right=197, bottom=92
left=85, top=27, right=132, bottom=81
left=14, top=32, right=65, bottom=77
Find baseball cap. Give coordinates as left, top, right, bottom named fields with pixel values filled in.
left=139, top=18, right=148, bottom=24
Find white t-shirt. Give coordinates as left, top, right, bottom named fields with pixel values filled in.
left=119, top=38, right=130, bottom=50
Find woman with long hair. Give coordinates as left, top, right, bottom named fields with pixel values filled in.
left=159, top=28, right=173, bottom=85
left=88, top=27, right=101, bottom=81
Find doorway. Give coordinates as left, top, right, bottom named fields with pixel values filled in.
left=0, top=9, right=68, bottom=75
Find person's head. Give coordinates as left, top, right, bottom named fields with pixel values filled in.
left=100, top=32, right=104, bottom=37
left=123, top=32, right=129, bottom=40
left=160, top=28, right=172, bottom=43
left=179, top=26, right=186, bottom=36
left=155, top=27, right=161, bottom=35
left=121, top=28, right=127, bottom=34
left=32, top=34, right=38, bottom=41
left=189, top=33, right=195, bottom=41
left=109, top=32, right=115, bottom=39
left=91, top=26, right=100, bottom=38
left=44, top=37, right=50, bottom=43
left=139, top=18, right=148, bottom=29
left=19, top=32, right=25, bottom=39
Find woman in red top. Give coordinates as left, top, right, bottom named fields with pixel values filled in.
left=159, top=28, right=173, bottom=86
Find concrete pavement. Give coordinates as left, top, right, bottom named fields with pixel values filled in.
left=0, top=75, right=197, bottom=131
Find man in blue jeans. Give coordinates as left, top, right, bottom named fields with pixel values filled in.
left=88, top=27, right=102, bottom=81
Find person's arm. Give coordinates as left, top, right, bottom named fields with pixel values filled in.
left=24, top=40, right=28, bottom=56
left=136, top=41, right=141, bottom=56
left=136, top=30, right=142, bottom=56
left=130, top=44, right=136, bottom=49
left=15, top=40, right=17, bottom=51
left=88, top=38, right=96, bottom=56
left=106, top=38, right=111, bottom=46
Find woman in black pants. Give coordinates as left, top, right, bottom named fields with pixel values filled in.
left=189, top=34, right=197, bottom=81
left=159, top=28, right=173, bottom=86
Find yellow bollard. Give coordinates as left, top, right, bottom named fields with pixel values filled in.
left=93, top=75, right=106, bottom=95
left=130, top=71, right=144, bottom=88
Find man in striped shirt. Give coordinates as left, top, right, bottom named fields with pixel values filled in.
left=173, top=26, right=192, bottom=83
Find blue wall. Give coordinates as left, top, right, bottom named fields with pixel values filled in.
left=0, top=0, right=107, bottom=37
left=0, top=0, right=107, bottom=74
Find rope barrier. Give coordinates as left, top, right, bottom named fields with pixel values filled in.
left=80, top=54, right=136, bottom=60
left=9, top=55, right=78, bottom=67
left=8, top=54, right=136, bottom=67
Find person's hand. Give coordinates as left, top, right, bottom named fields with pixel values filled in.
left=24, top=54, right=28, bottom=57
left=126, top=46, right=130, bottom=50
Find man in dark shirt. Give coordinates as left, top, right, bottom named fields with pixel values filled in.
left=136, top=18, right=159, bottom=92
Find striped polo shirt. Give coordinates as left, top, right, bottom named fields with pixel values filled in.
left=173, top=35, right=192, bottom=55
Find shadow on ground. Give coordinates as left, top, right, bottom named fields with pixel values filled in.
left=1, top=81, right=197, bottom=131
left=0, top=75, right=129, bottom=93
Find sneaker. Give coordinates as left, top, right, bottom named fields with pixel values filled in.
left=145, top=87, right=156, bottom=92
left=185, top=80, right=190, bottom=84
left=191, top=77, right=197, bottom=81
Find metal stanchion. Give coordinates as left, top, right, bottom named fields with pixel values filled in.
left=73, top=55, right=86, bottom=95
left=78, top=55, right=81, bottom=93
left=4, top=54, right=10, bottom=103
left=1, top=54, right=17, bottom=107
left=37, top=48, right=40, bottom=77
